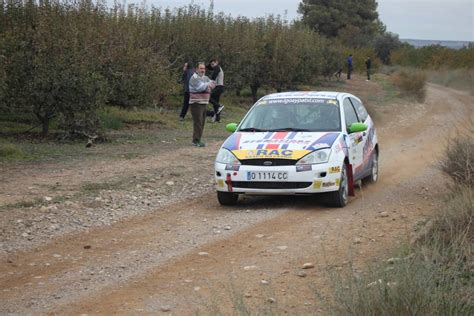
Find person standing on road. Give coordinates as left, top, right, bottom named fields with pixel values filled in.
left=365, top=57, right=372, bottom=81
left=179, top=61, right=194, bottom=121
left=347, top=54, right=353, bottom=80
left=189, top=62, right=216, bottom=147
left=207, top=59, right=225, bottom=123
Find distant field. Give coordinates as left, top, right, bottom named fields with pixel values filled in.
left=401, top=38, right=472, bottom=49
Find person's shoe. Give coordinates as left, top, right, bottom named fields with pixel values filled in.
left=216, top=105, right=225, bottom=115
left=192, top=141, right=206, bottom=147
left=211, top=114, right=217, bottom=123
left=179, top=116, right=185, bottom=121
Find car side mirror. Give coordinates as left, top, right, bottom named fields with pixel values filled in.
left=348, top=122, right=367, bottom=133
left=226, top=123, right=238, bottom=132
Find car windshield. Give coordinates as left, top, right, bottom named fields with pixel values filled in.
left=238, top=98, right=341, bottom=132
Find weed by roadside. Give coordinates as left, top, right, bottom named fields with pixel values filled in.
left=391, top=69, right=427, bottom=102
left=439, top=133, right=473, bottom=187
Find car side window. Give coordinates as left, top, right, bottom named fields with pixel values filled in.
left=350, top=97, right=368, bottom=122
left=343, top=98, right=359, bottom=128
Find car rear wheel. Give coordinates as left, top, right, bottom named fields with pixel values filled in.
left=365, top=150, right=379, bottom=184
left=326, top=163, right=349, bottom=207
left=217, top=191, right=239, bottom=206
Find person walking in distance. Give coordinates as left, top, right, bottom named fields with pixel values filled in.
left=188, top=62, right=216, bottom=147
left=347, top=54, right=353, bottom=80
left=208, top=59, right=225, bottom=122
left=365, top=57, right=372, bottom=81
left=179, top=61, right=194, bottom=121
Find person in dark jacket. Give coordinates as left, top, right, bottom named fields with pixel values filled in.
left=206, top=59, right=225, bottom=122
left=179, top=61, right=195, bottom=121
left=347, top=54, right=353, bottom=80
left=365, top=57, right=372, bottom=81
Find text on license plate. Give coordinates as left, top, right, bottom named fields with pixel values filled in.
left=247, top=171, right=288, bottom=181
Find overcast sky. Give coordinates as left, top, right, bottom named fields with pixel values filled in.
left=140, top=0, right=473, bottom=41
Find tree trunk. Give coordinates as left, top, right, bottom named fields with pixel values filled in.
left=41, top=118, right=50, bottom=135
left=250, top=84, right=259, bottom=102
left=35, top=109, right=53, bottom=136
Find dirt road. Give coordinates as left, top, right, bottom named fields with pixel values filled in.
left=0, top=82, right=472, bottom=314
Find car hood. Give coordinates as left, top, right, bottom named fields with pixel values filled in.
left=221, top=131, right=341, bottom=160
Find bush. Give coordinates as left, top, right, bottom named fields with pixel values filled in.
left=392, top=69, right=427, bottom=102
left=440, top=134, right=473, bottom=187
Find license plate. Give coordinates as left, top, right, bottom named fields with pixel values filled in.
left=247, top=171, right=288, bottom=181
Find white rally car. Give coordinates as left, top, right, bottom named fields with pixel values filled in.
left=214, top=91, right=379, bottom=207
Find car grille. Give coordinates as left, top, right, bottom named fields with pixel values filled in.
left=232, top=181, right=312, bottom=189
left=240, top=159, right=296, bottom=166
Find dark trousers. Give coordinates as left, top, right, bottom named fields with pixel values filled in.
left=206, top=85, right=225, bottom=121
left=367, top=69, right=371, bottom=80
left=179, top=92, right=190, bottom=118
left=347, top=66, right=352, bottom=79
left=190, top=103, right=207, bottom=143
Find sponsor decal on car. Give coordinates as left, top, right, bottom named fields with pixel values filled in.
left=313, top=180, right=322, bottom=189
left=322, top=181, right=336, bottom=187
left=232, top=149, right=311, bottom=160
left=329, top=166, right=341, bottom=174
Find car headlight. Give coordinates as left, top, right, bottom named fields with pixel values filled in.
left=216, top=148, right=241, bottom=165
left=296, top=148, right=331, bottom=165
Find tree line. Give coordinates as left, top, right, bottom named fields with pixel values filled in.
left=0, top=0, right=472, bottom=136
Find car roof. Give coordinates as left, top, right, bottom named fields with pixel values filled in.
left=260, top=91, right=349, bottom=100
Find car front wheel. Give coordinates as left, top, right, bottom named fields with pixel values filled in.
left=217, top=191, right=239, bottom=206
left=326, top=163, right=349, bottom=207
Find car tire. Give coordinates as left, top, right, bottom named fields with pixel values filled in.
left=326, top=163, right=349, bottom=208
left=364, top=150, right=379, bottom=184
left=217, top=191, right=239, bottom=206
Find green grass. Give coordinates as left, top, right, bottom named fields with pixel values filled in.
left=0, top=141, right=25, bottom=160
left=81, top=181, right=125, bottom=193
left=372, top=74, right=400, bottom=104
left=0, top=197, right=44, bottom=211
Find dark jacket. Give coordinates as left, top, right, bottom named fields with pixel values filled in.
left=182, top=68, right=194, bottom=92
left=365, top=58, right=372, bottom=69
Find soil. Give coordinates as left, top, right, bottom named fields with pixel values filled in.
left=0, top=78, right=472, bottom=315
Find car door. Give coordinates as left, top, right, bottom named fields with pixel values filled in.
left=343, top=98, right=366, bottom=178
left=350, top=97, right=375, bottom=177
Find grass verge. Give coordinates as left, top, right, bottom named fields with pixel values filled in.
left=329, top=133, right=473, bottom=315
left=426, top=68, right=474, bottom=95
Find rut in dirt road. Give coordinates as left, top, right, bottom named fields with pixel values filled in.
left=0, top=83, right=471, bottom=314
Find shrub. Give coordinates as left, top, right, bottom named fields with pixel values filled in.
left=391, top=69, right=427, bottom=102
left=440, top=134, right=473, bottom=187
